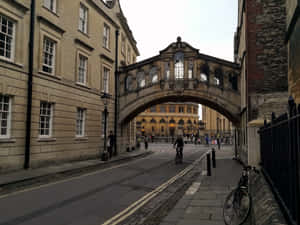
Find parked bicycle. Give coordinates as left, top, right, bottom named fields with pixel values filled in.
left=223, top=165, right=259, bottom=225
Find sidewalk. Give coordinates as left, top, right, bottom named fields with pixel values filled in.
left=0, top=148, right=150, bottom=187
left=160, top=146, right=243, bottom=225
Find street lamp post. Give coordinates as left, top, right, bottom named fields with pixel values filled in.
left=101, top=92, right=111, bottom=161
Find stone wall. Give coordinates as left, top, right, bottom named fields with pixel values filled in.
left=246, top=0, right=288, bottom=121
left=250, top=172, right=288, bottom=225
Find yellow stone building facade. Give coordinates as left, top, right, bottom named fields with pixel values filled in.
left=0, top=0, right=139, bottom=172
left=201, top=106, right=233, bottom=138
left=136, top=103, right=200, bottom=138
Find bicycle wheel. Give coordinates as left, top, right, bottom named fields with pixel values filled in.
left=223, top=188, right=251, bottom=225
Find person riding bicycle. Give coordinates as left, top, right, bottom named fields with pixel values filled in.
left=173, top=134, right=184, bottom=163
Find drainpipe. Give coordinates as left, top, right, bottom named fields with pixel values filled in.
left=24, top=0, right=36, bottom=169
left=113, top=29, right=119, bottom=156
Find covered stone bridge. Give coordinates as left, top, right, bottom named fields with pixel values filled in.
left=117, top=37, right=241, bottom=149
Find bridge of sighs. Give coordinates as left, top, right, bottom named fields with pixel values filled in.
left=117, top=37, right=241, bottom=149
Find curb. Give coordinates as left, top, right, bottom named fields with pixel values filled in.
left=0, top=151, right=153, bottom=190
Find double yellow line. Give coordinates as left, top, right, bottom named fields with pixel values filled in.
left=101, top=151, right=210, bottom=225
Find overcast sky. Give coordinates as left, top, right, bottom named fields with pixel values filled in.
left=121, top=0, right=238, bottom=119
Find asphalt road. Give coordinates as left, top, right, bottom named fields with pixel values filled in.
left=0, top=144, right=209, bottom=225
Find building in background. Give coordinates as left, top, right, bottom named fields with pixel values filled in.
left=201, top=106, right=233, bottom=141
left=136, top=103, right=201, bottom=140
left=0, top=0, right=139, bottom=172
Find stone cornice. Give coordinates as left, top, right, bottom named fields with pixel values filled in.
left=100, top=54, right=114, bottom=63
left=4, top=0, right=29, bottom=13
left=117, top=13, right=139, bottom=56
left=86, top=0, right=119, bottom=29
left=37, top=15, right=66, bottom=34
left=74, top=38, right=94, bottom=52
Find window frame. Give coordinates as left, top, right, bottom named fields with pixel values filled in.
left=0, top=95, right=12, bottom=139
left=79, top=4, right=88, bottom=34
left=103, top=23, right=110, bottom=49
left=76, top=108, right=86, bottom=137
left=0, top=14, right=15, bottom=62
left=102, top=66, right=110, bottom=94
left=127, top=45, right=131, bottom=64
left=77, top=54, right=88, bottom=85
left=44, top=0, right=57, bottom=13
left=42, top=37, right=56, bottom=75
left=39, top=101, right=53, bottom=138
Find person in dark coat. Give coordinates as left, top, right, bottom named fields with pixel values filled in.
left=173, top=135, right=184, bottom=162
left=107, top=131, right=114, bottom=158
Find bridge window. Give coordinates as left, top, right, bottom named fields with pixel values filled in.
left=174, top=52, right=184, bottom=79
left=125, top=75, right=133, bottom=91
left=214, top=77, right=220, bottom=86
left=188, top=61, right=194, bottom=79
left=229, top=72, right=238, bottom=91
left=150, top=66, right=158, bottom=84
left=200, top=63, right=209, bottom=82
left=137, top=71, right=145, bottom=88
left=214, top=68, right=224, bottom=87
left=169, top=105, right=175, bottom=113
left=164, top=62, right=170, bottom=80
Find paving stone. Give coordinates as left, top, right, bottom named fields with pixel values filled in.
left=177, top=219, right=224, bottom=225
left=189, top=199, right=222, bottom=207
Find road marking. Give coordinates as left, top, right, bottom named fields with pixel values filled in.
left=185, top=182, right=201, bottom=195
left=101, top=150, right=211, bottom=225
left=0, top=156, right=150, bottom=199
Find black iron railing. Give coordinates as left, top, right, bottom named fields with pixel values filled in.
left=258, top=97, right=300, bottom=225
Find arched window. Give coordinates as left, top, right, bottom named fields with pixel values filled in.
left=229, top=72, right=238, bottom=91
left=169, top=119, right=175, bottom=124
left=150, top=118, right=156, bottom=123
left=137, top=71, right=145, bottom=88
left=178, top=119, right=184, bottom=125
left=214, top=68, right=223, bottom=87
left=200, top=63, right=209, bottom=82
left=164, top=62, right=170, bottom=80
left=188, top=61, right=194, bottom=79
left=125, top=75, right=132, bottom=91
left=174, top=52, right=184, bottom=79
left=160, top=118, right=166, bottom=123
left=149, top=66, right=158, bottom=84
left=187, top=119, right=192, bottom=124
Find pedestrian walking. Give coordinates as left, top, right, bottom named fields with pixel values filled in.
left=107, top=131, right=114, bottom=158
left=217, top=133, right=221, bottom=150
left=144, top=136, right=148, bottom=150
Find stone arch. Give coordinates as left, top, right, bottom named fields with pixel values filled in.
left=119, top=90, right=241, bottom=127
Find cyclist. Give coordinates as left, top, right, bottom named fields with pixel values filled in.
left=173, top=134, right=184, bottom=163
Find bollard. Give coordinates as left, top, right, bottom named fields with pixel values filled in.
left=212, top=148, right=216, bottom=168
left=207, top=153, right=211, bottom=176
